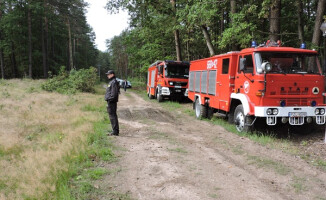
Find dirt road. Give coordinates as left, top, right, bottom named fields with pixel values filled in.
left=97, top=91, right=326, bottom=200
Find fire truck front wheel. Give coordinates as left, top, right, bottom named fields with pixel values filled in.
left=195, top=98, right=208, bottom=119
left=157, top=89, right=163, bottom=102
left=234, top=105, right=252, bottom=132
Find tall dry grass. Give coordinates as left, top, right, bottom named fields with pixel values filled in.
left=0, top=79, right=105, bottom=199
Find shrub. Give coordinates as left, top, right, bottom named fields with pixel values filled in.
left=42, top=67, right=97, bottom=94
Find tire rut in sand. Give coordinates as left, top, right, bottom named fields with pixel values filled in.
left=118, top=107, right=175, bottom=123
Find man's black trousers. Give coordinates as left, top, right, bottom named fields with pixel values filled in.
left=107, top=102, right=119, bottom=134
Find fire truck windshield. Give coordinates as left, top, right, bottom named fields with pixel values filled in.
left=255, top=52, right=322, bottom=75
left=164, top=64, right=189, bottom=78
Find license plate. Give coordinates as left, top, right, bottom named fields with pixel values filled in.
left=175, top=89, right=181, bottom=92
left=175, top=85, right=181, bottom=88
left=288, top=112, right=306, bottom=117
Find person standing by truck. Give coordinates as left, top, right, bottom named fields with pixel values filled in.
left=104, top=70, right=120, bottom=136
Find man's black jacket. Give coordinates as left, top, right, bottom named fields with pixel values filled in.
left=105, top=77, right=120, bottom=102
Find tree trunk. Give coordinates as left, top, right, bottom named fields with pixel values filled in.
left=42, top=0, right=49, bottom=78
left=174, top=30, right=182, bottom=61
left=28, top=1, right=32, bottom=78
left=10, top=42, right=17, bottom=78
left=171, top=0, right=182, bottom=61
left=269, top=0, right=281, bottom=42
left=230, top=0, right=238, bottom=51
left=201, top=25, right=215, bottom=56
left=0, top=1, right=4, bottom=79
left=67, top=18, right=73, bottom=70
left=8, top=1, right=17, bottom=78
left=296, top=0, right=304, bottom=43
left=220, top=8, right=224, bottom=36
left=0, top=51, right=4, bottom=79
left=311, top=0, right=326, bottom=47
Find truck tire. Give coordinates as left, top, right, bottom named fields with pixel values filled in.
left=157, top=89, right=163, bottom=102
left=207, top=107, right=214, bottom=119
left=148, top=89, right=154, bottom=99
left=195, top=98, right=207, bottom=119
left=234, top=105, right=252, bottom=132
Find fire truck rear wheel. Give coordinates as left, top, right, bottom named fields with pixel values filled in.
left=195, top=98, right=207, bottom=119
left=148, top=89, right=154, bottom=99
left=234, top=105, right=252, bottom=132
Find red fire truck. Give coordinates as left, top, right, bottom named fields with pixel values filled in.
left=147, top=60, right=190, bottom=102
left=188, top=41, right=326, bottom=132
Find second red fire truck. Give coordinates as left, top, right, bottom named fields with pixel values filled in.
left=188, top=41, right=326, bottom=132
left=147, top=60, right=190, bottom=102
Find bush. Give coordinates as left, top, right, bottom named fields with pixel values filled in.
left=42, top=66, right=97, bottom=94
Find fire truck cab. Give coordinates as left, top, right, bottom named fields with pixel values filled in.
left=188, top=41, right=326, bottom=132
left=147, top=60, right=190, bottom=102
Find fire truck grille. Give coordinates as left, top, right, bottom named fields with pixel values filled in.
left=285, top=98, right=308, bottom=106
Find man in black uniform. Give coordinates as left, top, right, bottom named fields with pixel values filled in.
left=104, top=70, right=120, bottom=136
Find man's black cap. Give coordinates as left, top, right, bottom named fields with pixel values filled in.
left=105, top=70, right=115, bottom=75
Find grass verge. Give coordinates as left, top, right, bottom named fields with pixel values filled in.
left=52, top=98, right=115, bottom=200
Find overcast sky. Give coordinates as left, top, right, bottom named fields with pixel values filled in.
left=85, top=0, right=129, bottom=52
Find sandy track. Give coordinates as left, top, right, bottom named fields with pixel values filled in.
left=97, top=91, right=326, bottom=200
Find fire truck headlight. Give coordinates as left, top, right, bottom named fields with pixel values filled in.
left=266, top=108, right=272, bottom=115
left=320, top=108, right=325, bottom=115
left=273, top=109, right=278, bottom=115
left=315, top=108, right=320, bottom=115
left=169, top=82, right=173, bottom=86
left=262, top=62, right=272, bottom=72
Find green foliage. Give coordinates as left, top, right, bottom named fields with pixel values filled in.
left=105, top=0, right=325, bottom=79
left=41, top=66, right=97, bottom=94
left=218, top=12, right=256, bottom=49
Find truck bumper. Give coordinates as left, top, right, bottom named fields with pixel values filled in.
left=161, top=87, right=187, bottom=97
left=254, top=106, right=326, bottom=125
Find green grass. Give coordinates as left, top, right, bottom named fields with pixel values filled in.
left=161, top=101, right=182, bottom=110
left=168, top=147, right=188, bottom=154
left=247, top=155, right=291, bottom=175
left=313, top=159, right=326, bottom=171
left=291, top=176, right=307, bottom=193
left=0, top=144, right=24, bottom=159
left=106, top=192, right=134, bottom=200
left=81, top=104, right=103, bottom=112
left=231, top=145, right=245, bottom=155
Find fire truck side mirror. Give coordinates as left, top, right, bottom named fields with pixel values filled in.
left=239, top=58, right=246, bottom=71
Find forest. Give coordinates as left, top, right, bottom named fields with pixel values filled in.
left=0, top=0, right=325, bottom=80
left=0, top=0, right=98, bottom=79
left=106, top=0, right=326, bottom=80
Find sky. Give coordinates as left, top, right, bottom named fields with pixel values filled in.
left=85, top=0, right=129, bottom=52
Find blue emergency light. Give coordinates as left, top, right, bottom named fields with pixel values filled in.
left=300, top=43, right=306, bottom=49
left=251, top=41, right=257, bottom=48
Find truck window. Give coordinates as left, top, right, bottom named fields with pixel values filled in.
left=165, top=64, right=189, bottom=78
left=222, top=58, right=230, bottom=74
left=255, top=52, right=321, bottom=74
left=243, top=55, right=253, bottom=73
